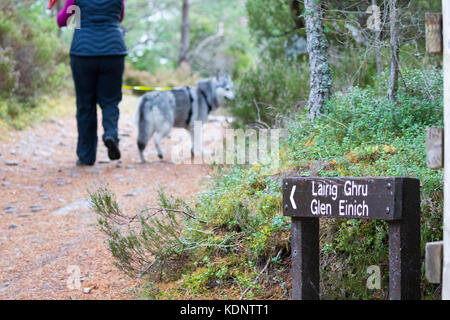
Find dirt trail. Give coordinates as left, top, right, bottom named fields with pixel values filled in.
left=0, top=95, right=226, bottom=300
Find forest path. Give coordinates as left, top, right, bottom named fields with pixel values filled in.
left=0, top=95, right=226, bottom=299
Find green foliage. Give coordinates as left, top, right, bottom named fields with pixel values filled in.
left=193, top=165, right=286, bottom=261
left=183, top=163, right=289, bottom=298
left=285, top=68, right=443, bottom=299
left=181, top=258, right=232, bottom=294
left=121, top=0, right=256, bottom=77
left=229, top=58, right=309, bottom=127
left=95, top=68, right=443, bottom=299
left=178, top=163, right=290, bottom=298
left=92, top=164, right=289, bottom=299
left=246, top=0, right=300, bottom=58
left=91, top=186, right=195, bottom=279
left=0, top=1, right=69, bottom=126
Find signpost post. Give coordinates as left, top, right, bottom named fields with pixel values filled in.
left=443, top=0, right=450, bottom=300
left=283, top=177, right=421, bottom=300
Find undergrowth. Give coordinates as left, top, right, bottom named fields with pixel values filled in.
left=91, top=68, right=443, bottom=300
left=0, top=1, right=69, bottom=128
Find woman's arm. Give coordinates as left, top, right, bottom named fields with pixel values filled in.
left=57, top=0, right=76, bottom=27
left=120, top=0, right=125, bottom=23
left=58, top=0, right=125, bottom=27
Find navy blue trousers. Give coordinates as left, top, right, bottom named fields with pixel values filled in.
left=70, top=55, right=125, bottom=165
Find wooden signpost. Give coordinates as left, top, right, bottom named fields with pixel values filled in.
left=283, top=177, right=421, bottom=300
left=424, top=127, right=445, bottom=285
left=424, top=2, right=448, bottom=299
left=443, top=0, right=450, bottom=300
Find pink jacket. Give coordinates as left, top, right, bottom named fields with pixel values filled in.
left=57, top=0, right=125, bottom=27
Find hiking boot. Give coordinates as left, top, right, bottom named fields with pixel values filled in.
left=76, top=160, right=94, bottom=167
left=104, top=137, right=121, bottom=161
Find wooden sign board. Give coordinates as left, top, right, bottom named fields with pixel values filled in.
left=283, top=177, right=402, bottom=221
left=283, top=176, right=421, bottom=300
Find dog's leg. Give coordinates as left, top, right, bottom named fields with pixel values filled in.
left=190, top=126, right=195, bottom=161
left=154, top=134, right=164, bottom=160
left=189, top=121, right=205, bottom=163
left=154, top=124, right=172, bottom=160
left=137, top=116, right=154, bottom=163
left=138, top=144, right=147, bottom=163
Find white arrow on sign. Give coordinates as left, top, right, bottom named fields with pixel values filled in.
left=290, top=185, right=297, bottom=210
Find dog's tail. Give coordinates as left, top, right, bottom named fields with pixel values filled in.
left=136, top=94, right=156, bottom=161
left=134, top=95, right=146, bottom=127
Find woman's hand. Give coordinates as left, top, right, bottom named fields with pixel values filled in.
left=48, top=0, right=58, bottom=10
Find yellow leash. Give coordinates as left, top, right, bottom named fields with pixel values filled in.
left=123, top=85, right=173, bottom=92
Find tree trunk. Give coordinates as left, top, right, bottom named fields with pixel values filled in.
left=372, top=0, right=383, bottom=77
left=305, top=0, right=332, bottom=121
left=179, top=0, right=190, bottom=66
left=388, top=0, right=399, bottom=101
left=375, top=40, right=383, bottom=77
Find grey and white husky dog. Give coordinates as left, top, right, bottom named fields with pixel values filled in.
left=135, top=75, right=235, bottom=162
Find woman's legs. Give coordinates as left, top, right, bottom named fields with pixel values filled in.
left=97, top=56, right=125, bottom=150
left=70, top=55, right=99, bottom=165
left=70, top=55, right=125, bottom=164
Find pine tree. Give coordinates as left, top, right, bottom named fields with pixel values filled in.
left=305, top=0, right=332, bottom=120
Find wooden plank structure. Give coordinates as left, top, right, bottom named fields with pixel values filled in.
left=426, top=127, right=444, bottom=170
left=443, top=0, right=450, bottom=300
left=426, top=241, right=444, bottom=284
left=426, top=13, right=443, bottom=54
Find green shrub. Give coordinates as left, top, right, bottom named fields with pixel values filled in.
left=246, top=0, right=298, bottom=59
left=229, top=58, right=309, bottom=127
left=285, top=68, right=443, bottom=299
left=92, top=165, right=289, bottom=299
left=0, top=47, right=19, bottom=96
left=91, top=186, right=196, bottom=280
left=0, top=1, right=69, bottom=125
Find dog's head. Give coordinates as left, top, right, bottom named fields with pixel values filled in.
left=214, top=74, right=235, bottom=104
left=198, top=75, right=235, bottom=111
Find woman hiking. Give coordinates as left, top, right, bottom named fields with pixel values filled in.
left=57, top=0, right=127, bottom=166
